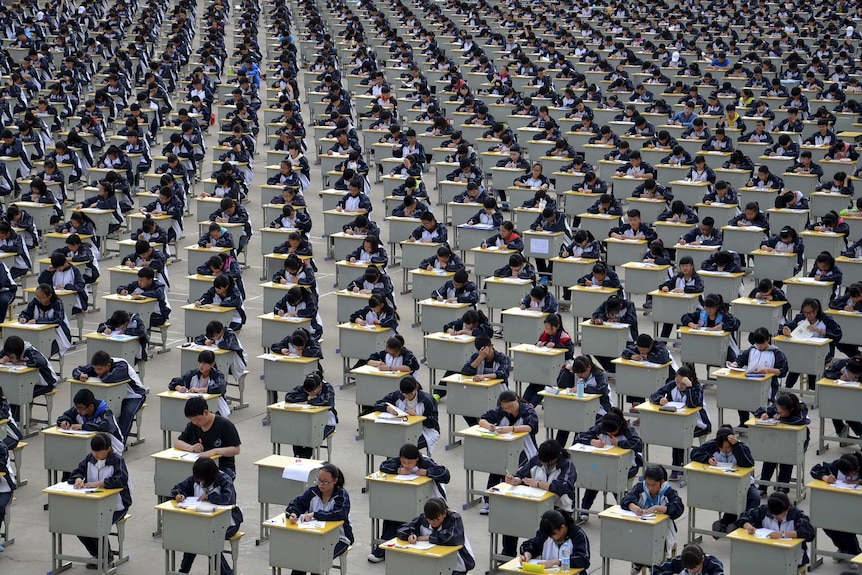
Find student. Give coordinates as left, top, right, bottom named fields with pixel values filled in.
left=72, top=351, right=148, bottom=445
left=367, top=336, right=421, bottom=373
left=68, top=433, right=131, bottom=568
left=374, top=376, right=439, bottom=452
left=269, top=328, right=324, bottom=374
left=482, top=221, right=524, bottom=251
left=368, top=444, right=451, bottom=563
left=347, top=265, right=396, bottom=309
left=466, top=197, right=503, bottom=228
left=781, top=297, right=842, bottom=392
left=493, top=253, right=537, bottom=283
left=420, top=245, right=464, bottom=272
left=18, top=283, right=73, bottom=356
left=284, top=373, right=337, bottom=458
left=748, top=278, right=791, bottom=319
left=431, top=269, right=479, bottom=306
left=649, top=365, right=712, bottom=479
left=523, top=315, right=575, bottom=407
left=809, top=452, right=862, bottom=556
left=116, top=266, right=171, bottom=328
left=38, top=251, right=87, bottom=313
left=653, top=544, right=724, bottom=575
left=823, top=356, right=862, bottom=439
left=350, top=295, right=400, bottom=331
left=518, top=509, right=591, bottom=570
left=680, top=293, right=740, bottom=359
left=807, top=250, right=844, bottom=298
left=591, top=294, right=639, bottom=341
left=609, top=209, right=658, bottom=242
left=578, top=261, right=622, bottom=290
left=286, top=463, right=354, bottom=574
left=462, top=335, right=511, bottom=388
left=508, top=439, right=577, bottom=513
left=193, top=320, right=249, bottom=382
left=173, top=396, right=241, bottom=477
left=760, top=225, right=805, bottom=273
left=559, top=229, right=601, bottom=260
left=273, top=254, right=317, bottom=293
left=0, top=434, right=13, bottom=552
left=274, top=286, right=323, bottom=339
left=0, top=335, right=58, bottom=411
left=169, top=350, right=230, bottom=417
left=754, top=392, right=810, bottom=496
left=348, top=235, right=389, bottom=267
left=444, top=309, right=493, bottom=338
left=658, top=257, right=704, bottom=337
left=520, top=284, right=558, bottom=313
left=737, top=491, right=815, bottom=566
left=0, top=222, right=32, bottom=278
left=396, top=497, right=475, bottom=575
left=477, top=390, right=539, bottom=514
left=98, top=308, right=149, bottom=362
left=171, top=456, right=243, bottom=575
left=690, top=425, right=760, bottom=535
left=195, top=275, right=246, bottom=331
left=620, top=465, right=684, bottom=572
left=728, top=328, right=790, bottom=424
left=409, top=212, right=448, bottom=243
left=57, top=389, right=124, bottom=454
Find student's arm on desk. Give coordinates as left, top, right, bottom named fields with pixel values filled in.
left=429, top=512, right=467, bottom=546
left=396, top=515, right=425, bottom=542
left=311, top=488, right=350, bottom=522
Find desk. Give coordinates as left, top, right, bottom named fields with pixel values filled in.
left=810, top=192, right=853, bottom=219
left=424, top=333, right=476, bottom=392
left=103, top=294, right=157, bottom=329
left=711, top=368, right=774, bottom=428
left=339, top=323, right=393, bottom=376
left=485, top=277, right=533, bottom=318
left=366, top=473, right=435, bottom=551
left=523, top=231, right=566, bottom=261
left=0, top=322, right=56, bottom=359
left=649, top=290, right=702, bottom=339
left=185, top=246, right=233, bottom=275
left=108, top=266, right=142, bottom=293
left=635, top=402, right=701, bottom=471
left=442, top=374, right=506, bottom=449
left=598, top=506, right=670, bottom=575
left=837, top=256, right=862, bottom=285
left=265, top=514, right=342, bottom=575
left=260, top=313, right=313, bottom=352
left=42, top=426, right=96, bottom=486
left=260, top=281, right=296, bottom=312
left=540, top=390, right=601, bottom=440
left=360, top=412, right=426, bottom=474
left=611, top=358, right=673, bottom=407
left=259, top=354, right=321, bottom=405
left=84, top=333, right=140, bottom=368
left=382, top=537, right=461, bottom=575
left=350, top=364, right=404, bottom=412
left=604, top=238, right=648, bottom=268
left=418, top=299, right=472, bottom=335
left=501, top=308, right=547, bottom=349
left=44, top=483, right=124, bottom=575
left=158, top=500, right=232, bottom=575
left=580, top=321, right=630, bottom=358
left=259, top=227, right=295, bottom=255
left=255, top=456, right=322, bottom=545
left=157, top=391, right=220, bottom=449
left=826, top=309, right=862, bottom=347
left=455, top=224, right=494, bottom=252
left=726, top=529, right=805, bottom=575
left=654, top=221, right=695, bottom=246
left=399, top=242, right=443, bottom=292
left=678, top=327, right=731, bottom=366
left=562, top=190, right=601, bottom=218
left=486, top=482, right=556, bottom=570
left=410, top=269, right=456, bottom=318
left=685, top=462, right=755, bottom=542
left=457, top=426, right=529, bottom=508
left=182, top=304, right=235, bottom=340
left=749, top=250, right=798, bottom=284
left=470, top=247, right=518, bottom=282
left=334, top=260, right=383, bottom=291
left=550, top=257, right=598, bottom=299
left=269, top=401, right=331, bottom=457
left=335, top=290, right=373, bottom=324
left=499, top=557, right=584, bottom=575
left=732, top=297, right=787, bottom=334
left=150, top=448, right=222, bottom=537
left=808, top=478, right=862, bottom=563
left=773, top=334, right=831, bottom=380
left=815, top=378, right=862, bottom=454
left=720, top=225, right=767, bottom=257
left=620, top=263, right=672, bottom=297
left=569, top=445, right=633, bottom=514
left=800, top=230, right=846, bottom=263
left=68, top=379, right=127, bottom=417
left=577, top=213, right=619, bottom=240
left=744, top=417, right=808, bottom=501
left=768, top=209, right=810, bottom=237
left=626, top=198, right=668, bottom=224
left=329, top=232, right=365, bottom=262
left=0, top=366, right=41, bottom=437
left=511, top=345, right=567, bottom=395
left=699, top=270, right=744, bottom=302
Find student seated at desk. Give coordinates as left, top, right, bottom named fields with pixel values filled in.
left=679, top=217, right=723, bottom=246
left=130, top=216, right=169, bottom=249
left=351, top=294, right=399, bottom=332
left=691, top=425, right=761, bottom=535
left=68, top=432, right=131, bottom=568
left=585, top=193, right=623, bottom=218
left=171, top=456, right=243, bottom=575
left=195, top=275, right=246, bottom=332
left=0, top=222, right=32, bottom=278
left=370, top=444, right=450, bottom=564
left=728, top=202, right=770, bottom=232
left=273, top=231, right=314, bottom=257
left=170, top=350, right=229, bottom=414
left=409, top=212, right=448, bottom=244
left=746, top=279, right=791, bottom=321
left=823, top=356, right=862, bottom=441
left=74, top=181, right=124, bottom=234
left=730, top=327, right=790, bottom=424
left=519, top=509, right=591, bottom=570
left=810, top=452, right=862, bottom=556
left=521, top=284, right=557, bottom=313
left=774, top=190, right=810, bottom=210
left=622, top=465, right=685, bottom=572
left=477, top=390, right=539, bottom=514
left=702, top=180, right=739, bottom=205
left=38, top=251, right=87, bottom=313
left=347, top=265, right=396, bottom=309
left=72, top=350, right=147, bottom=446
left=274, top=286, right=323, bottom=339
left=284, top=373, right=337, bottom=458
left=760, top=226, right=805, bottom=274
left=273, top=254, right=317, bottom=293
left=341, top=214, right=380, bottom=238
left=523, top=315, right=575, bottom=408
left=737, top=491, right=815, bottom=566
left=198, top=222, right=235, bottom=251
left=56, top=211, right=96, bottom=238
left=173, top=396, right=241, bottom=477
left=336, top=179, right=373, bottom=214
left=0, top=335, right=58, bottom=414
left=392, top=176, right=429, bottom=200
left=610, top=209, right=659, bottom=243
left=122, top=238, right=169, bottom=289
left=347, top=235, right=389, bottom=268
left=592, top=293, right=639, bottom=341
left=509, top=439, right=578, bottom=513
left=58, top=388, right=124, bottom=453
left=270, top=205, right=313, bottom=237
left=444, top=309, right=493, bottom=338
left=781, top=297, right=843, bottom=392
left=754, top=392, right=811, bottom=496
left=392, top=195, right=428, bottom=219
left=199, top=253, right=247, bottom=298
left=574, top=408, right=644, bottom=519
left=60, top=233, right=101, bottom=285
left=420, top=246, right=464, bottom=272
left=493, top=252, right=537, bottom=283
left=18, top=283, right=73, bottom=355
left=452, top=181, right=487, bottom=205
left=465, top=197, right=504, bottom=228
left=658, top=201, right=699, bottom=225
left=656, top=256, right=704, bottom=336
left=807, top=250, right=844, bottom=298
left=523, top=189, right=557, bottom=211
left=577, top=261, right=622, bottom=292
left=815, top=171, right=854, bottom=195
left=365, top=336, right=420, bottom=374
left=649, top=365, right=712, bottom=479
left=397, top=497, right=475, bottom=575
left=194, top=320, right=249, bottom=382
left=653, top=543, right=724, bottom=575
left=375, top=376, right=440, bottom=452
left=571, top=172, right=608, bottom=195
left=680, top=293, right=740, bottom=358
left=286, top=463, right=354, bottom=574
left=432, top=269, right=478, bottom=306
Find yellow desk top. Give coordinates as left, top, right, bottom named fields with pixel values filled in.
left=598, top=505, right=669, bottom=525
left=360, top=411, right=426, bottom=425
left=0, top=321, right=55, bottom=331
left=731, top=297, right=787, bottom=308
left=259, top=281, right=296, bottom=290
left=441, top=373, right=504, bottom=386
left=0, top=364, right=38, bottom=373
left=569, top=285, right=619, bottom=294
left=568, top=443, right=631, bottom=457
left=472, top=246, right=518, bottom=255
left=254, top=454, right=324, bottom=470
left=711, top=367, right=772, bottom=381
left=699, top=270, right=745, bottom=278
left=269, top=401, right=331, bottom=414
left=744, top=417, right=808, bottom=430
left=334, top=289, right=372, bottom=299
left=487, top=481, right=556, bottom=502
left=424, top=332, right=476, bottom=343
left=381, top=537, right=462, bottom=557
left=783, top=277, right=834, bottom=286
left=366, top=471, right=434, bottom=486
left=636, top=401, right=702, bottom=416
left=684, top=461, right=755, bottom=478
left=498, top=557, right=584, bottom=574
left=807, top=478, right=862, bottom=496
left=621, top=262, right=672, bottom=270
left=814, top=377, right=862, bottom=390
left=550, top=256, right=598, bottom=264
left=486, top=277, right=533, bottom=285
left=42, top=426, right=96, bottom=438
left=259, top=312, right=312, bottom=324
left=104, top=294, right=157, bottom=303
left=509, top=344, right=568, bottom=356
left=338, top=321, right=392, bottom=333
left=150, top=447, right=222, bottom=461
left=264, top=513, right=342, bottom=533
left=419, top=298, right=473, bottom=309
left=580, top=319, right=630, bottom=330
left=43, top=483, right=123, bottom=499
left=678, top=326, right=731, bottom=337
left=773, top=334, right=832, bottom=346
left=157, top=390, right=221, bottom=400
left=611, top=358, right=673, bottom=369
left=182, top=303, right=235, bottom=313
left=457, top=425, right=528, bottom=442
left=410, top=268, right=455, bottom=278
left=349, top=364, right=404, bottom=378
left=538, top=389, right=601, bottom=402
left=67, top=377, right=128, bottom=387
left=605, top=237, right=648, bottom=245
left=726, top=527, right=804, bottom=548
left=648, top=290, right=702, bottom=299
left=502, top=307, right=548, bottom=318
left=157, top=499, right=233, bottom=517
left=750, top=249, right=795, bottom=258
left=257, top=353, right=320, bottom=364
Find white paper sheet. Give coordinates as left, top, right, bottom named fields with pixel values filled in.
left=297, top=520, right=325, bottom=529
left=529, top=238, right=550, bottom=255
left=281, top=460, right=322, bottom=481
left=394, top=474, right=420, bottom=481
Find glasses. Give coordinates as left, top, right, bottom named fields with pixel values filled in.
left=317, top=478, right=333, bottom=485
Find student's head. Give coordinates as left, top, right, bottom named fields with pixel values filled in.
left=815, top=250, right=835, bottom=272
left=538, top=509, right=572, bottom=543
left=316, top=463, right=344, bottom=496
left=183, top=396, right=214, bottom=426
left=50, top=251, right=68, bottom=270
left=542, top=313, right=563, bottom=336
left=766, top=491, right=792, bottom=519
left=599, top=407, right=628, bottom=436
left=635, top=333, right=654, bottom=356
left=591, top=262, right=608, bottom=281
left=475, top=335, right=493, bottom=353
left=398, top=443, right=422, bottom=469
left=743, top=202, right=759, bottom=220
left=626, top=209, right=641, bottom=227
left=800, top=297, right=823, bottom=321
left=679, top=544, right=707, bottom=573
left=89, top=432, right=114, bottom=460
left=192, top=456, right=220, bottom=487
left=422, top=497, right=448, bottom=527
left=642, top=464, right=668, bottom=496
left=205, top=321, right=225, bottom=340
left=398, top=375, right=421, bottom=401
left=749, top=327, right=773, bottom=350
left=773, top=392, right=802, bottom=418
left=197, top=350, right=216, bottom=374
left=73, top=388, right=98, bottom=418
left=302, top=373, right=323, bottom=394
left=137, top=265, right=155, bottom=289
left=421, top=212, right=437, bottom=230
left=678, top=256, right=694, bottom=275
left=496, top=389, right=520, bottom=417
left=461, top=309, right=485, bottom=330
left=89, top=350, right=113, bottom=377
left=837, top=453, right=862, bottom=477
left=1, top=335, right=25, bottom=360
left=385, top=335, right=404, bottom=355
left=537, top=439, right=565, bottom=466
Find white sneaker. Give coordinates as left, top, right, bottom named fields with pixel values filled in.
left=479, top=502, right=489, bottom=515
left=367, top=553, right=384, bottom=563
left=479, top=293, right=487, bottom=304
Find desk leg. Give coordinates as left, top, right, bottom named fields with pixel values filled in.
left=818, top=416, right=829, bottom=455
left=446, top=414, right=461, bottom=450
left=602, top=557, right=611, bottom=575
left=463, top=469, right=482, bottom=510
left=256, top=502, right=269, bottom=546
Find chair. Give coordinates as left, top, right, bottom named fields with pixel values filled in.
left=28, top=389, right=60, bottom=431
left=0, top=496, right=15, bottom=546
left=225, top=530, right=245, bottom=574
left=333, top=544, right=352, bottom=575
left=10, top=442, right=26, bottom=486
left=127, top=403, right=147, bottom=447
left=149, top=322, right=172, bottom=354
left=109, top=514, right=131, bottom=567
left=226, top=370, right=250, bottom=410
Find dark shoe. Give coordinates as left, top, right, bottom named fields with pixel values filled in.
left=367, top=551, right=385, bottom=563
left=711, top=520, right=725, bottom=539
left=758, top=487, right=768, bottom=497
left=777, top=487, right=790, bottom=494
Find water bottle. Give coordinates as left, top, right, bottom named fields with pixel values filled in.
left=560, top=540, right=572, bottom=571
left=576, top=379, right=584, bottom=398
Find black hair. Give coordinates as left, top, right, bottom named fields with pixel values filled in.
left=679, top=545, right=705, bottom=569
left=73, top=388, right=97, bottom=407
left=319, top=463, right=345, bottom=487
left=183, top=396, right=210, bottom=417
left=767, top=491, right=791, bottom=514
left=599, top=407, right=628, bottom=435
left=497, top=389, right=518, bottom=405
left=774, top=392, right=803, bottom=416
left=537, top=439, right=567, bottom=463
left=643, top=464, right=667, bottom=482
left=423, top=497, right=448, bottom=520
left=192, top=456, right=220, bottom=486
left=89, top=432, right=113, bottom=452
left=399, top=443, right=422, bottom=460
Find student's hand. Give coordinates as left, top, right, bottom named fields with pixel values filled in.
left=175, top=494, right=186, bottom=503
left=74, top=478, right=84, bottom=489
left=174, top=385, right=188, bottom=393
left=591, top=317, right=603, bottom=325
left=630, top=505, right=644, bottom=516
left=70, top=424, right=82, bottom=430
left=407, top=534, right=418, bottom=544
left=659, top=397, right=669, bottom=405
left=505, top=474, right=518, bottom=485
left=661, top=286, right=669, bottom=293
left=630, top=354, right=644, bottom=361
left=194, top=300, right=202, bottom=307
left=760, top=413, right=770, bottom=420
left=287, top=311, right=298, bottom=317
left=78, top=373, right=89, bottom=381
left=672, top=287, right=684, bottom=293
left=708, top=457, right=718, bottom=466
left=782, top=325, right=791, bottom=336
left=743, top=522, right=756, bottom=534
left=767, top=531, right=783, bottom=539
left=822, top=474, right=837, bottom=484
left=59, top=420, right=70, bottom=429
left=288, top=513, right=299, bottom=524
left=27, top=319, right=35, bottom=324
left=355, top=318, right=367, bottom=326
left=520, top=552, right=532, bottom=563
left=590, top=439, right=605, bottom=448
left=519, top=304, right=526, bottom=310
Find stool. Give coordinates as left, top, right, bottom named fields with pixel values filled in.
left=86, top=278, right=100, bottom=312
left=72, top=310, right=85, bottom=341
left=313, top=430, right=335, bottom=460
left=109, top=514, right=131, bottom=567
left=225, top=530, right=245, bottom=574
left=226, top=370, right=249, bottom=410
left=0, top=496, right=15, bottom=546
left=127, top=403, right=147, bottom=447
left=10, top=442, right=26, bottom=486
left=333, top=544, right=352, bottom=575
left=148, top=322, right=171, bottom=354
left=136, top=358, right=147, bottom=379
left=49, top=349, right=64, bottom=378
left=28, top=389, right=60, bottom=431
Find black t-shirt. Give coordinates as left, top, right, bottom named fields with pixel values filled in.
left=177, top=415, right=241, bottom=472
